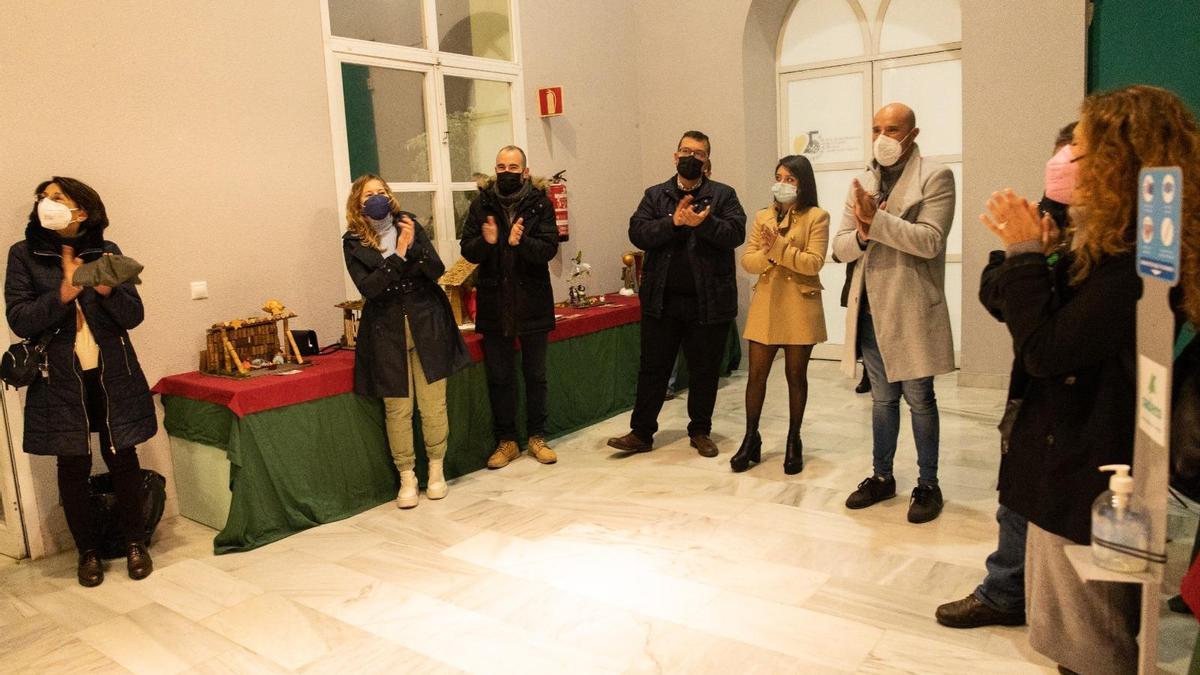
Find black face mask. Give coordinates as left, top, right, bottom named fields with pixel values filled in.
left=676, top=155, right=704, bottom=181
left=496, top=171, right=524, bottom=196
left=1038, top=195, right=1069, bottom=232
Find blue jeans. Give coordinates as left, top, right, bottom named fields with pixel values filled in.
left=858, top=309, right=940, bottom=485
left=974, top=504, right=1028, bottom=613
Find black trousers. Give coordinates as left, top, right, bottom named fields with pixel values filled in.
left=482, top=331, right=549, bottom=441
left=630, top=311, right=730, bottom=441
left=57, top=369, right=144, bottom=553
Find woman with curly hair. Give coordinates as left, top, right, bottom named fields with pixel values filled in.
left=980, top=85, right=1200, bottom=674
left=342, top=175, right=470, bottom=508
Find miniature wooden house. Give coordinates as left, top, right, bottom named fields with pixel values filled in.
left=336, top=299, right=364, bottom=348
left=200, top=301, right=305, bottom=376
left=439, top=258, right=479, bottom=326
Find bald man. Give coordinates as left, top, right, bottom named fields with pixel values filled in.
left=831, top=103, right=956, bottom=524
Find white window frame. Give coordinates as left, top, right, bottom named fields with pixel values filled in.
left=319, top=0, right=527, bottom=280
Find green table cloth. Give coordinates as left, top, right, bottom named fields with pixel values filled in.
left=161, top=322, right=739, bottom=553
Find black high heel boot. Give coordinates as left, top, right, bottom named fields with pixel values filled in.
left=783, top=424, right=804, bottom=475
left=730, top=431, right=761, bottom=473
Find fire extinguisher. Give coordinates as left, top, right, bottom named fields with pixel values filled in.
left=548, top=170, right=569, bottom=242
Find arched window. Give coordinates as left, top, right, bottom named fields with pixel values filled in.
left=778, top=0, right=963, bottom=358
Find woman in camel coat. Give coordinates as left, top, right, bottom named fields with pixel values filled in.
left=732, top=154, right=828, bottom=475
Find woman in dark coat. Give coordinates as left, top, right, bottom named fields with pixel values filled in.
left=5, top=177, right=157, bottom=587
left=342, top=174, right=470, bottom=509
left=980, top=85, right=1200, bottom=674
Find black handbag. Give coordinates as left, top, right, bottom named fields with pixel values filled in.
left=0, top=329, right=58, bottom=389
left=291, top=329, right=320, bottom=356
left=997, top=398, right=1022, bottom=455
left=89, top=469, right=167, bottom=560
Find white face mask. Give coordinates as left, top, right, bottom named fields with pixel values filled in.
left=771, top=182, right=798, bottom=204
left=873, top=129, right=913, bottom=167
left=37, top=198, right=76, bottom=231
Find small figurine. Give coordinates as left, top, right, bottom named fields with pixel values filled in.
left=568, top=250, right=591, bottom=307
left=262, top=299, right=287, bottom=316
left=619, top=252, right=638, bottom=296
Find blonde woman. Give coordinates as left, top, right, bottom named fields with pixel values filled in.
left=342, top=175, right=470, bottom=508
left=732, top=155, right=828, bottom=474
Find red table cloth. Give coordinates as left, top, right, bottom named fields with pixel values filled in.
left=153, top=294, right=641, bottom=417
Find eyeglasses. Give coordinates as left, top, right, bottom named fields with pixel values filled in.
left=677, top=149, right=709, bottom=161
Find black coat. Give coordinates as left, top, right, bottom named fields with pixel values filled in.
left=629, top=176, right=746, bottom=324
left=459, top=178, right=559, bottom=336
left=979, top=250, right=1032, bottom=403
left=343, top=215, right=470, bottom=398
left=5, top=225, right=157, bottom=457
left=987, top=250, right=1141, bottom=544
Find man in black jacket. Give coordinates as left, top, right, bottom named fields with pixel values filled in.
left=461, top=146, right=560, bottom=469
left=607, top=131, right=746, bottom=457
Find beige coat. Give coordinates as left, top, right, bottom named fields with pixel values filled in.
left=741, top=205, right=829, bottom=345
left=831, top=147, right=956, bottom=382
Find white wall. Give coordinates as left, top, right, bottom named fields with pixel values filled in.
left=518, top=0, right=646, bottom=297
left=958, top=1, right=1088, bottom=387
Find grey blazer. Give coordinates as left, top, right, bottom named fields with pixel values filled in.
left=831, top=148, right=956, bottom=382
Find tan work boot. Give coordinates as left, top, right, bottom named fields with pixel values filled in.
left=527, top=436, right=557, bottom=464
left=426, top=459, right=448, bottom=499
left=397, top=470, right=418, bottom=508
left=486, top=440, right=520, bottom=469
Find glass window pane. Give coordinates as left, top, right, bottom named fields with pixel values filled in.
left=341, top=64, right=431, bottom=183
left=786, top=71, right=867, bottom=166
left=391, top=190, right=436, bottom=240
left=444, top=76, right=513, bottom=182
left=780, top=0, right=864, bottom=67
left=879, top=58, right=962, bottom=157
left=436, top=0, right=512, bottom=61
left=328, top=0, right=425, bottom=48
left=452, top=189, right=481, bottom=239
left=879, top=0, right=962, bottom=53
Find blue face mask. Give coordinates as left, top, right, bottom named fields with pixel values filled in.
left=361, top=194, right=392, bottom=221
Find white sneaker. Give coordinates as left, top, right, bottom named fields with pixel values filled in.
left=426, top=459, right=448, bottom=500
left=397, top=470, right=418, bottom=509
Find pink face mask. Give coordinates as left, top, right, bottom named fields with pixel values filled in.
left=1044, top=144, right=1078, bottom=204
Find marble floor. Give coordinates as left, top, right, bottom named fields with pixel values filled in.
left=1, top=360, right=1197, bottom=674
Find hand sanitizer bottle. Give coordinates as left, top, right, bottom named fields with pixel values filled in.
left=1090, top=464, right=1150, bottom=573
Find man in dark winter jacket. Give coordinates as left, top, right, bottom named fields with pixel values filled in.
left=461, top=146, right=560, bottom=470
left=607, top=130, right=746, bottom=458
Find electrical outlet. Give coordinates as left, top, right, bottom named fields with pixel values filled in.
left=190, top=281, right=208, bottom=300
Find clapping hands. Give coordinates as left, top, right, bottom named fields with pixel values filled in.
left=980, top=189, right=1055, bottom=248
left=673, top=195, right=710, bottom=227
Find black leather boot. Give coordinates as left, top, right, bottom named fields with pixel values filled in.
left=783, top=424, right=804, bottom=475
left=127, top=541, right=153, bottom=580
left=730, top=431, right=761, bottom=472
left=77, top=550, right=104, bottom=587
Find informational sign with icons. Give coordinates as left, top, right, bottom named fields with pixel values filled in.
left=1136, top=166, right=1183, bottom=285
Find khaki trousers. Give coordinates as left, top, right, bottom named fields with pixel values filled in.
left=383, top=318, right=449, bottom=473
